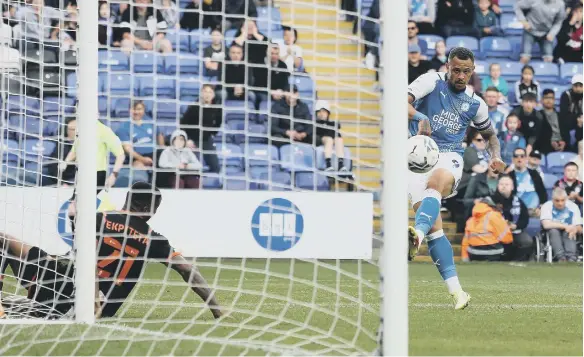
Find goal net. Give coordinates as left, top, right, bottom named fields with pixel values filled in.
left=0, top=0, right=387, bottom=355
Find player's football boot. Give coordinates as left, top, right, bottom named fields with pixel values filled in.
left=407, top=226, right=423, bottom=261
left=451, top=290, right=471, bottom=310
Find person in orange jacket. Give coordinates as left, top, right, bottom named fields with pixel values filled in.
left=461, top=197, right=514, bottom=261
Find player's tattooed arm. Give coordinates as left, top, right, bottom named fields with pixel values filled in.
left=479, top=125, right=506, bottom=173
left=165, top=255, right=225, bottom=319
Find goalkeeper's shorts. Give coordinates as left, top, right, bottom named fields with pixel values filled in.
left=19, top=247, right=75, bottom=319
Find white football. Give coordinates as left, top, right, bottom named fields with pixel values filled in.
left=407, top=135, right=440, bottom=173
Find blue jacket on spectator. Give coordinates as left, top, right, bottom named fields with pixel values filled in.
left=499, top=131, right=527, bottom=165
left=117, top=121, right=157, bottom=156
left=473, top=7, right=503, bottom=37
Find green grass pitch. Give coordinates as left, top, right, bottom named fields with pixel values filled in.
left=0, top=261, right=581, bottom=356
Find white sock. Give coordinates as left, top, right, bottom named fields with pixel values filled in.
left=445, top=276, right=462, bottom=294
left=415, top=229, right=425, bottom=245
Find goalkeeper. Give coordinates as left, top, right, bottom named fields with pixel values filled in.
left=0, top=182, right=225, bottom=320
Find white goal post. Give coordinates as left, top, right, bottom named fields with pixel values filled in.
left=0, top=0, right=408, bottom=355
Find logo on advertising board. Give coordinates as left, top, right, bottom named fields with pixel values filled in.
left=250, top=198, right=304, bottom=252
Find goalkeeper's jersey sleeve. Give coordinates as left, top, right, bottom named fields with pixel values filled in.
left=95, top=212, right=176, bottom=317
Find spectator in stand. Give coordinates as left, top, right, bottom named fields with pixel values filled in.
left=408, top=44, right=433, bottom=84
left=514, top=65, right=541, bottom=104
left=515, top=0, right=566, bottom=64
left=180, top=84, right=222, bottom=173
left=158, top=129, right=202, bottom=189
left=540, top=187, right=583, bottom=262
left=511, top=92, right=543, bottom=154
left=461, top=197, right=513, bottom=262
left=117, top=0, right=172, bottom=54
left=508, top=147, right=547, bottom=215
left=407, top=21, right=428, bottom=57
left=270, top=85, right=313, bottom=147
left=574, top=115, right=584, bottom=150
left=179, top=0, right=220, bottom=31
left=491, top=175, right=533, bottom=261
left=314, top=100, right=347, bottom=172
left=554, top=2, right=583, bottom=63
left=225, top=0, right=258, bottom=30
left=409, top=0, right=437, bottom=34
left=253, top=43, right=289, bottom=107
left=484, top=87, right=508, bottom=133
left=430, top=40, right=447, bottom=71
left=224, top=43, right=255, bottom=102
left=529, top=149, right=546, bottom=179
left=361, top=0, right=380, bottom=69
left=570, top=140, right=583, bottom=180
left=46, top=117, right=77, bottom=186
left=17, top=0, right=67, bottom=46
left=436, top=0, right=479, bottom=38
left=560, top=74, right=583, bottom=150
left=499, top=114, right=527, bottom=165
left=98, top=1, right=115, bottom=47
left=117, top=101, right=156, bottom=169
left=554, top=162, right=584, bottom=210
left=202, top=28, right=225, bottom=78
left=155, top=0, right=179, bottom=29
left=482, top=63, right=509, bottom=100
left=474, top=0, right=504, bottom=37
left=279, top=27, right=304, bottom=72
left=538, top=88, right=570, bottom=154
left=233, top=20, right=269, bottom=72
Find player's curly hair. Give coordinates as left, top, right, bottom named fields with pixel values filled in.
left=125, top=182, right=162, bottom=217
left=448, top=47, right=475, bottom=63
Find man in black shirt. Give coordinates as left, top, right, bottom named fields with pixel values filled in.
left=232, top=20, right=268, bottom=66
left=253, top=43, right=290, bottom=107
left=270, top=85, right=313, bottom=147
left=511, top=92, right=544, bottom=155
left=408, top=43, right=433, bottom=84
left=0, top=182, right=225, bottom=320
left=223, top=44, right=255, bottom=102
left=202, top=28, right=225, bottom=78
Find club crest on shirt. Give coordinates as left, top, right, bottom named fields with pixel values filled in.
left=461, top=102, right=470, bottom=112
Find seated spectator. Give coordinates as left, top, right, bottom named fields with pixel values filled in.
left=362, top=0, right=380, bottom=69
left=538, top=88, right=570, bottom=154
left=117, top=101, right=156, bottom=169
left=17, top=0, right=66, bottom=47
left=528, top=149, right=546, bottom=179
left=515, top=0, right=565, bottom=63
left=409, top=0, right=437, bottom=34
left=179, top=0, right=220, bottom=30
left=278, top=27, right=304, bottom=72
left=436, top=0, right=479, bottom=38
left=225, top=0, right=258, bottom=30
left=270, top=85, right=313, bottom=147
left=233, top=20, right=268, bottom=66
left=159, top=129, right=202, bottom=189
left=98, top=1, right=115, bottom=47
left=491, top=175, right=533, bottom=261
left=408, top=44, right=433, bottom=84
left=540, top=187, right=583, bottom=262
left=514, top=65, right=541, bottom=104
left=474, top=0, right=503, bottom=37
left=508, top=147, right=547, bottom=215
left=224, top=43, right=255, bottom=102
left=499, top=114, right=527, bottom=165
left=482, top=63, right=509, bottom=100
left=429, top=40, right=447, bottom=71
left=570, top=140, right=583, bottom=180
left=46, top=117, right=77, bottom=186
left=253, top=43, right=290, bottom=106
left=461, top=197, right=513, bottom=262
left=574, top=115, right=583, bottom=151
left=554, top=162, right=583, bottom=210
left=314, top=100, right=347, bottom=172
left=553, top=2, right=582, bottom=63
left=156, top=0, right=179, bottom=29
left=407, top=21, right=428, bottom=57
left=117, top=0, right=172, bottom=54
left=203, top=28, right=225, bottom=78
left=560, top=74, right=583, bottom=151
left=180, top=84, right=222, bottom=173
left=511, top=92, right=543, bottom=154
left=484, top=87, right=508, bottom=133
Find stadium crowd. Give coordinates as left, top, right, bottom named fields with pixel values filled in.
left=0, top=0, right=581, bottom=262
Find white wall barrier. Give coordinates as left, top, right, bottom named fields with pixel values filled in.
left=0, top=188, right=373, bottom=259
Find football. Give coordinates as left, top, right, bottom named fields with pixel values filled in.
left=407, top=135, right=440, bottom=173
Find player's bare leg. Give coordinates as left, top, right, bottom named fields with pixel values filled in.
left=408, top=168, right=470, bottom=310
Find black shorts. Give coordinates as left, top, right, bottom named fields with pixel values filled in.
left=20, top=247, right=75, bottom=318
left=70, top=170, right=107, bottom=201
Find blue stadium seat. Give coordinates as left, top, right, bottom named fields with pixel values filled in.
left=501, top=14, right=524, bottom=36
left=224, top=173, right=249, bottom=190
left=8, top=115, right=44, bottom=138
left=224, top=119, right=245, bottom=144
left=224, top=29, right=238, bottom=45
left=177, top=76, right=201, bottom=100
left=189, top=29, right=212, bottom=54
left=498, top=60, right=524, bottom=81
left=2, top=139, right=20, bottom=164
left=163, top=53, right=200, bottom=74
left=289, top=75, right=315, bottom=101
left=98, top=50, right=129, bottom=71
left=258, top=171, right=291, bottom=191
left=152, top=101, right=182, bottom=120
left=446, top=36, right=479, bottom=53
left=280, top=144, right=315, bottom=171
left=112, top=98, right=132, bottom=118
left=243, top=143, right=279, bottom=176
left=474, top=60, right=489, bottom=80
left=257, top=7, right=282, bottom=33
left=165, top=29, right=191, bottom=53
left=22, top=138, right=56, bottom=181
left=418, top=35, right=444, bottom=57
left=540, top=83, right=570, bottom=106
left=138, top=76, right=176, bottom=98
left=155, top=121, right=177, bottom=139
left=480, top=37, right=513, bottom=59
left=202, top=175, right=222, bottom=189
left=131, top=51, right=164, bottom=73
left=560, top=63, right=583, bottom=84
left=7, top=95, right=40, bottom=116
left=65, top=72, right=77, bottom=97
left=224, top=100, right=254, bottom=123
left=499, top=0, right=514, bottom=12
left=530, top=61, right=559, bottom=82
left=98, top=96, right=110, bottom=116
left=257, top=99, right=270, bottom=123
left=295, top=172, right=329, bottom=190
left=543, top=173, right=558, bottom=198
left=546, top=152, right=577, bottom=175
left=525, top=217, right=541, bottom=237
left=315, top=146, right=353, bottom=171
left=248, top=123, right=268, bottom=143
left=214, top=143, right=244, bottom=173
left=41, top=97, right=75, bottom=116
left=108, top=74, right=134, bottom=96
